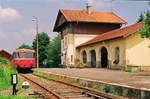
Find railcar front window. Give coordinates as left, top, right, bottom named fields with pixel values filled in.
left=13, top=53, right=17, bottom=59
left=18, top=53, right=25, bottom=58
left=26, top=53, right=33, bottom=58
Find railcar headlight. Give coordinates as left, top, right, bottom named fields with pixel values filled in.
left=17, top=64, right=20, bottom=66
left=30, top=61, right=33, bottom=64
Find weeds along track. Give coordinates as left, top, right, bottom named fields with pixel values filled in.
left=20, top=73, right=127, bottom=99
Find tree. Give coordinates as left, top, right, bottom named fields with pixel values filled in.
left=148, top=1, right=150, bottom=5
left=139, top=10, right=150, bottom=39
left=47, top=34, right=61, bottom=67
left=137, top=13, right=144, bottom=22
left=17, top=43, right=32, bottom=49
left=32, top=32, right=50, bottom=67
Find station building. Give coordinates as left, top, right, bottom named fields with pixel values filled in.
left=53, top=5, right=150, bottom=71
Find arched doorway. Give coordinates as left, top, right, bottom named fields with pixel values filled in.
left=101, top=47, right=108, bottom=68
left=90, top=50, right=96, bottom=68
left=81, top=51, right=87, bottom=64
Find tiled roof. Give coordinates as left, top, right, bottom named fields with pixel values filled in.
left=60, top=9, right=127, bottom=24
left=0, top=49, right=12, bottom=56
left=77, top=22, right=144, bottom=48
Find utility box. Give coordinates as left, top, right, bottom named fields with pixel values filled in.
left=127, top=65, right=139, bottom=72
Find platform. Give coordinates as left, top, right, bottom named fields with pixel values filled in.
left=34, top=68, right=150, bottom=90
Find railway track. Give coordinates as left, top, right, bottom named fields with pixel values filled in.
left=19, top=73, right=128, bottom=99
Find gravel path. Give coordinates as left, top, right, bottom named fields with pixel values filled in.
left=34, top=68, right=150, bottom=89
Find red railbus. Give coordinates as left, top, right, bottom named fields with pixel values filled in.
left=12, top=49, right=36, bottom=70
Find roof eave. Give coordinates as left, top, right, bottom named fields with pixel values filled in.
left=123, top=24, right=144, bottom=38
left=53, top=9, right=68, bottom=32
left=76, top=36, right=123, bottom=49
left=54, top=21, right=125, bottom=32
left=69, top=21, right=126, bottom=24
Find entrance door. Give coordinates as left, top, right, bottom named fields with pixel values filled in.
left=91, top=50, right=96, bottom=68
left=101, top=47, right=108, bottom=68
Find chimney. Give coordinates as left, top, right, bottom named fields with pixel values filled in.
left=86, top=3, right=92, bottom=15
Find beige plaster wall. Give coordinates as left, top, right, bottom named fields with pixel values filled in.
left=62, top=33, right=97, bottom=66
left=74, top=34, right=97, bottom=46
left=126, top=33, right=150, bottom=66
left=64, top=31, right=150, bottom=68
left=61, top=33, right=75, bottom=65
left=77, top=38, right=126, bottom=68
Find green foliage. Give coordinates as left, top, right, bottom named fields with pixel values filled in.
left=139, top=9, right=150, bottom=39
left=47, top=34, right=61, bottom=67
left=17, top=32, right=61, bottom=68
left=0, top=94, right=30, bottom=99
left=139, top=25, right=150, bottom=38
left=0, top=64, right=17, bottom=90
left=17, top=43, right=32, bottom=50
left=32, top=32, right=50, bottom=67
left=98, top=85, right=106, bottom=93
left=0, top=57, right=8, bottom=64
left=137, top=13, right=145, bottom=22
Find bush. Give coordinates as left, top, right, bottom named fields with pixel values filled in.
left=0, top=63, right=17, bottom=90
left=76, top=62, right=87, bottom=68
left=0, top=94, right=30, bottom=99
left=0, top=57, right=8, bottom=64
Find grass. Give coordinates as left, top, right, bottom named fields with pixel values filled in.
left=0, top=94, right=31, bottom=99
left=0, top=63, right=17, bottom=90
left=97, top=84, right=106, bottom=93
left=0, top=62, right=31, bottom=98
left=33, top=71, right=87, bottom=87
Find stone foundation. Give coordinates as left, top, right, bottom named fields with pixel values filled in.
left=139, top=66, right=150, bottom=72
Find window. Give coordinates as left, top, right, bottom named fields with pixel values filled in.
left=25, top=53, right=33, bottom=58
left=114, top=47, right=120, bottom=64
left=13, top=53, right=17, bottom=59
left=18, top=52, right=25, bottom=58
left=82, top=51, right=87, bottom=64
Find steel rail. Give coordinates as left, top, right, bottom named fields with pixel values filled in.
left=32, top=73, right=128, bottom=99
left=19, top=74, right=65, bottom=99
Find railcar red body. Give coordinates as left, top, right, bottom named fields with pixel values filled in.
left=12, top=49, right=36, bottom=70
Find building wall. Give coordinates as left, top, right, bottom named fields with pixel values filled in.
left=61, top=33, right=97, bottom=66
left=74, top=23, right=121, bottom=34
left=77, top=38, right=126, bottom=68
left=74, top=34, right=97, bottom=47
left=125, top=32, right=150, bottom=66
left=77, top=32, right=150, bottom=70
left=61, top=33, right=74, bottom=65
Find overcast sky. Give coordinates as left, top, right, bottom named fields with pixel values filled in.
left=0, top=0, right=150, bottom=53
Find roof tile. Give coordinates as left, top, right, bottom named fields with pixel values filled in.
left=77, top=22, right=144, bottom=48
left=60, top=9, right=127, bottom=24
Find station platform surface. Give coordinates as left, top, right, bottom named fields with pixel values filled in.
left=34, top=68, right=150, bottom=90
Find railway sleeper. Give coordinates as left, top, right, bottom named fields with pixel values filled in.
left=81, top=91, right=107, bottom=99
